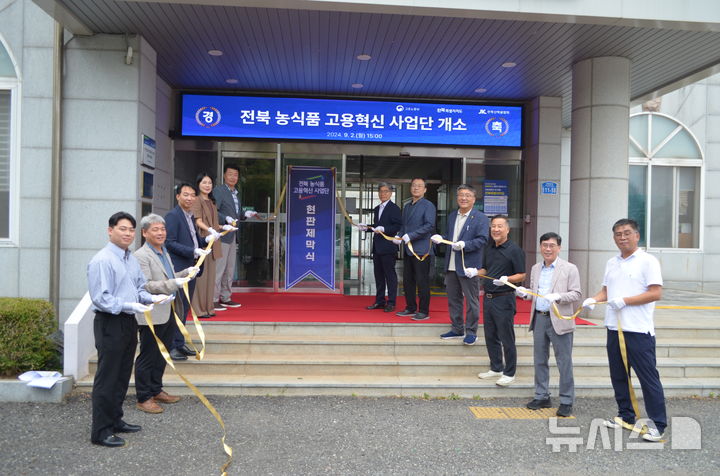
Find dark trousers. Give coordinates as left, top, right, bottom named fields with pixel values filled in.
left=91, top=312, right=138, bottom=443
left=172, top=280, right=195, bottom=350
left=373, top=253, right=398, bottom=305
left=402, top=254, right=431, bottom=314
left=607, top=329, right=667, bottom=432
left=482, top=294, right=517, bottom=376
left=135, top=315, right=175, bottom=403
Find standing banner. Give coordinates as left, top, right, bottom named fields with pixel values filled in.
left=285, top=166, right=336, bottom=290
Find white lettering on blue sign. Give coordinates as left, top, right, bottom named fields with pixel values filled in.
left=541, top=181, right=559, bottom=195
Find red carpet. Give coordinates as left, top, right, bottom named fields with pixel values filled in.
left=208, top=293, right=595, bottom=325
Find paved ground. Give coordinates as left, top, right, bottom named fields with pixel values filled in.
left=2, top=393, right=719, bottom=475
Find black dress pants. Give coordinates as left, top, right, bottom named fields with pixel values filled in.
left=373, top=253, right=398, bottom=305
left=172, top=280, right=195, bottom=350
left=91, top=312, right=138, bottom=443
left=135, top=314, right=175, bottom=403
left=482, top=294, right=517, bottom=377
left=402, top=254, right=431, bottom=314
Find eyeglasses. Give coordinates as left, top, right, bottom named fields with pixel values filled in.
left=540, top=243, right=558, bottom=249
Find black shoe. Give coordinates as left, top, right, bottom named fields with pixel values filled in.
left=170, top=348, right=188, bottom=361
left=180, top=344, right=196, bottom=356
left=383, top=304, right=395, bottom=313
left=411, top=312, right=430, bottom=321
left=114, top=421, right=142, bottom=433
left=93, top=435, right=126, bottom=448
left=556, top=404, right=573, bottom=417
left=396, top=309, right=416, bottom=317
left=198, top=314, right=213, bottom=319
left=526, top=398, right=552, bottom=410
left=366, top=302, right=385, bottom=310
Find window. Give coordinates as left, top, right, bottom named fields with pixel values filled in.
left=628, top=113, right=703, bottom=249
left=0, top=39, right=18, bottom=241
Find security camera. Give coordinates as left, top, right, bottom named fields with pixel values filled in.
left=125, top=46, right=133, bottom=65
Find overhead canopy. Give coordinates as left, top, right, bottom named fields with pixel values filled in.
left=36, top=0, right=720, bottom=126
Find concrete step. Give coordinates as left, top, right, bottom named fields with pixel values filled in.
left=88, top=353, right=720, bottom=378
left=75, top=374, right=720, bottom=398
left=176, top=333, right=720, bottom=359
left=195, top=321, right=720, bottom=339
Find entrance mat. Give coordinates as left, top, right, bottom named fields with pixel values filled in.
left=209, top=293, right=595, bottom=325
left=469, top=407, right=575, bottom=419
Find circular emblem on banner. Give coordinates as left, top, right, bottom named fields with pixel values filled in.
left=395, top=105, right=404, bottom=112
left=484, top=117, right=510, bottom=137
left=195, top=106, right=221, bottom=128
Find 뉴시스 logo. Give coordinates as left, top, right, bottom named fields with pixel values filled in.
left=195, top=106, right=222, bottom=128
left=485, top=117, right=510, bottom=137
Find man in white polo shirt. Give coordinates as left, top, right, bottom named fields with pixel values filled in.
left=583, top=218, right=666, bottom=442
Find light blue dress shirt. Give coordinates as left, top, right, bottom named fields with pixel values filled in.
left=535, top=260, right=556, bottom=312
left=150, top=243, right=177, bottom=298
left=87, top=242, right=153, bottom=314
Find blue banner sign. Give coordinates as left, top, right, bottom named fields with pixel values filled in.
left=286, top=166, right=336, bottom=290
left=180, top=94, right=522, bottom=147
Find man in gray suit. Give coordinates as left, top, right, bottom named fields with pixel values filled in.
left=515, top=232, right=581, bottom=417
left=212, top=164, right=256, bottom=310
left=134, top=214, right=198, bottom=413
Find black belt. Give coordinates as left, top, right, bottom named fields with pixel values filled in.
left=536, top=310, right=550, bottom=316
left=485, top=291, right=515, bottom=299
left=95, top=311, right=134, bottom=318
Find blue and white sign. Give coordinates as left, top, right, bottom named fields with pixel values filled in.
left=541, top=181, right=559, bottom=195
left=483, top=180, right=509, bottom=215
left=180, top=94, right=522, bottom=147
left=286, top=166, right=336, bottom=290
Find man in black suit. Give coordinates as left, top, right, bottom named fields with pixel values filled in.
left=359, top=183, right=402, bottom=312
left=164, top=183, right=209, bottom=361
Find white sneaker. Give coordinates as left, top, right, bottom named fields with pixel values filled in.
left=477, top=370, right=503, bottom=380
left=496, top=374, right=515, bottom=387
left=642, top=427, right=664, bottom=442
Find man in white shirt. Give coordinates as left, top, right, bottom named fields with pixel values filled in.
left=583, top=218, right=666, bottom=442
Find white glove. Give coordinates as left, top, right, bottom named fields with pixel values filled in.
left=402, top=234, right=410, bottom=244
left=544, top=293, right=561, bottom=303
left=582, top=298, right=597, bottom=310
left=184, top=266, right=200, bottom=278
left=225, top=216, right=236, bottom=225
left=128, top=303, right=153, bottom=313
left=174, top=276, right=191, bottom=286
left=452, top=240, right=465, bottom=251
left=222, top=224, right=237, bottom=232
left=392, top=237, right=402, bottom=245
left=151, top=294, right=173, bottom=304
left=492, top=275, right=509, bottom=287
left=515, top=286, right=529, bottom=298
left=430, top=234, right=444, bottom=244
left=464, top=268, right=478, bottom=278
left=204, top=234, right=216, bottom=244
left=194, top=248, right=211, bottom=258
left=244, top=210, right=258, bottom=219
left=608, top=297, right=627, bottom=310
left=357, top=223, right=368, bottom=231
left=374, top=226, right=384, bottom=233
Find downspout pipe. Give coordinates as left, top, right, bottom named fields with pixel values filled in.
left=50, top=21, right=63, bottom=323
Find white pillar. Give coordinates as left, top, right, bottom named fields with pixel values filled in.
left=569, top=57, right=630, bottom=307
left=523, top=96, right=563, bottom=271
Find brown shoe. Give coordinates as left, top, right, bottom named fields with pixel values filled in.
left=154, top=390, right=181, bottom=404
left=136, top=399, right=164, bottom=414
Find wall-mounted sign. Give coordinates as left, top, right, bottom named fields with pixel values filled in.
left=180, top=94, right=522, bottom=147
left=483, top=180, right=508, bottom=215
left=541, top=181, right=559, bottom=195
left=141, top=134, right=156, bottom=168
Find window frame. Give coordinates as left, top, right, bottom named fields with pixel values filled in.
left=628, top=112, right=704, bottom=252
left=0, top=78, right=20, bottom=246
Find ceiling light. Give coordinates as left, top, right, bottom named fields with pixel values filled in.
left=474, top=88, right=487, bottom=93
left=208, top=49, right=223, bottom=56
left=501, top=62, right=516, bottom=68
left=351, top=83, right=364, bottom=89
left=226, top=78, right=238, bottom=84
left=356, top=54, right=372, bottom=61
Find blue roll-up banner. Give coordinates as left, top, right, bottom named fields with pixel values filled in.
left=285, top=166, right=336, bottom=290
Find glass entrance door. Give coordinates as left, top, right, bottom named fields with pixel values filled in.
left=222, top=152, right=276, bottom=290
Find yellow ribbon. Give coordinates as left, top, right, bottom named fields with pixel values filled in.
left=143, top=302, right=233, bottom=475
